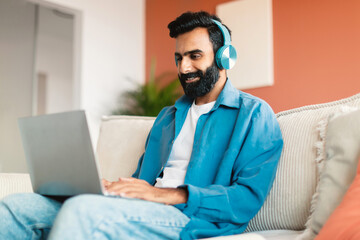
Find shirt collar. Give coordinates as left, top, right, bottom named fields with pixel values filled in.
left=174, top=94, right=193, bottom=110
left=212, top=79, right=240, bottom=110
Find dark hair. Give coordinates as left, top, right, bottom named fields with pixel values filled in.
left=168, top=11, right=231, bottom=55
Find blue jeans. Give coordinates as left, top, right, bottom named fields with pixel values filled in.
left=0, top=193, right=190, bottom=239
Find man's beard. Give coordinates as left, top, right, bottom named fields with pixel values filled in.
left=178, top=62, right=220, bottom=98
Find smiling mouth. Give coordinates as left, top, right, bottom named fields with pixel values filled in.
left=185, top=77, right=200, bottom=84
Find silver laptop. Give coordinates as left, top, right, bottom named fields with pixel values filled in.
left=18, top=110, right=106, bottom=196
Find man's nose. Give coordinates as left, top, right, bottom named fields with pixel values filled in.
left=178, top=57, right=192, bottom=74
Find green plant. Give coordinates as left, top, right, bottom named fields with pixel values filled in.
left=112, top=62, right=181, bottom=117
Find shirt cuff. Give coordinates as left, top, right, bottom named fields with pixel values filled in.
left=174, top=184, right=200, bottom=217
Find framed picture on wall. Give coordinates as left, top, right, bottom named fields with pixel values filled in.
left=217, top=0, right=274, bottom=90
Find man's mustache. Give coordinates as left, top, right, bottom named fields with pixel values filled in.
left=179, top=71, right=204, bottom=82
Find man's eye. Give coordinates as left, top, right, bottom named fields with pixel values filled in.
left=191, top=54, right=201, bottom=60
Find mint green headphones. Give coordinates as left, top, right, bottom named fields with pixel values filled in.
left=211, top=19, right=237, bottom=70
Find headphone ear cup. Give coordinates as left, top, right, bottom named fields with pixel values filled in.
left=215, top=45, right=237, bottom=70
left=215, top=46, right=226, bottom=69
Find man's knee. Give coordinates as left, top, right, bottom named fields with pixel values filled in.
left=0, top=193, right=40, bottom=231
left=1, top=192, right=61, bottom=223
left=1, top=193, right=38, bottom=214
left=2, top=192, right=35, bottom=202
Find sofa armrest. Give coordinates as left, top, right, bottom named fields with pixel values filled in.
left=0, top=173, right=33, bottom=200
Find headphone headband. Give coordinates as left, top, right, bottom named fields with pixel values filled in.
left=211, top=19, right=231, bottom=46
left=211, top=19, right=237, bottom=70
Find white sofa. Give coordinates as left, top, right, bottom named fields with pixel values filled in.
left=1, top=92, right=360, bottom=240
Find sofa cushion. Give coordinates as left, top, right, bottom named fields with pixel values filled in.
left=245, top=93, right=360, bottom=232
left=300, top=108, right=360, bottom=239
left=314, top=156, right=360, bottom=240
left=0, top=173, right=33, bottom=200
left=96, top=115, right=155, bottom=181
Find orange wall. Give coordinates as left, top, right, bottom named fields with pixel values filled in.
left=146, top=0, right=360, bottom=113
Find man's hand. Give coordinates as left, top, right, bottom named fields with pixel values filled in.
left=102, top=179, right=111, bottom=188
left=103, top=177, right=188, bottom=205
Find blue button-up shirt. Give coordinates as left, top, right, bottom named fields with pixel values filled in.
left=132, top=80, right=283, bottom=239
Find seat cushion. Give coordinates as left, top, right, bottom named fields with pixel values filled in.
left=202, top=230, right=303, bottom=240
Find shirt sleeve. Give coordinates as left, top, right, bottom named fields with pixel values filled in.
left=175, top=103, right=283, bottom=224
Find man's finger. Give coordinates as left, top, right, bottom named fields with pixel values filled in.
left=118, top=177, right=134, bottom=182
left=102, top=179, right=111, bottom=188
left=107, top=182, right=144, bottom=193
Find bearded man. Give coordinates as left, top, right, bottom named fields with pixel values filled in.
left=0, top=11, right=283, bottom=240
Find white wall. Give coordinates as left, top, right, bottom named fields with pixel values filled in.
left=0, top=0, right=145, bottom=173
left=31, top=0, right=146, bottom=145
left=0, top=0, right=36, bottom=172
left=36, top=6, right=74, bottom=114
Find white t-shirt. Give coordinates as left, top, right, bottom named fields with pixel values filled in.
left=155, top=100, right=216, bottom=188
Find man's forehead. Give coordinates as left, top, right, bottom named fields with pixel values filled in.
left=175, top=27, right=213, bottom=54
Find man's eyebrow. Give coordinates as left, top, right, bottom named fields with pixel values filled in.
left=175, top=49, right=203, bottom=57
